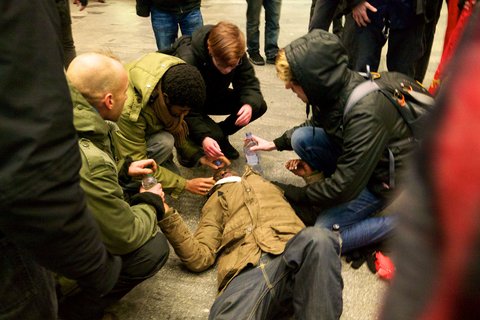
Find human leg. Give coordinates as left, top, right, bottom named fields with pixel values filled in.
left=264, top=0, right=282, bottom=62
left=58, top=233, right=169, bottom=320
left=209, top=228, right=343, bottom=319
left=315, top=188, right=389, bottom=252
left=309, top=0, right=342, bottom=32
left=0, top=238, right=57, bottom=320
left=386, top=22, right=425, bottom=79
left=345, top=14, right=386, bottom=73
left=246, top=0, right=265, bottom=65
left=146, top=130, right=178, bottom=173
left=150, top=8, right=179, bottom=51
left=291, top=126, right=341, bottom=176
left=56, top=0, right=76, bottom=67
left=178, top=8, right=203, bottom=37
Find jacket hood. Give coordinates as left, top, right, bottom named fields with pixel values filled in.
left=285, top=30, right=350, bottom=107
left=126, top=52, right=186, bottom=109
left=71, top=84, right=109, bottom=145
left=190, top=25, right=213, bottom=64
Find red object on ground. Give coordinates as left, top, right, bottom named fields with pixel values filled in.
left=375, top=252, right=395, bottom=281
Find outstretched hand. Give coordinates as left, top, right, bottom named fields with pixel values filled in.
left=248, top=134, right=276, bottom=152
left=285, top=159, right=314, bottom=177
left=202, top=137, right=224, bottom=158
left=185, top=177, right=216, bottom=196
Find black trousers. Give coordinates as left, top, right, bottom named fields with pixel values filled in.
left=58, top=232, right=170, bottom=320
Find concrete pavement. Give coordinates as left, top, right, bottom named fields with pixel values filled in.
left=70, top=1, right=446, bottom=318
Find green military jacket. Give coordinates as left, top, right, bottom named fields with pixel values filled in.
left=114, top=52, right=203, bottom=169
left=72, top=86, right=160, bottom=255
left=159, top=167, right=305, bottom=291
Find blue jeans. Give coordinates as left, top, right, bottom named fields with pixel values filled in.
left=150, top=7, right=203, bottom=51
left=0, top=238, right=57, bottom=319
left=291, top=127, right=396, bottom=253
left=209, top=228, right=343, bottom=319
left=246, top=0, right=282, bottom=59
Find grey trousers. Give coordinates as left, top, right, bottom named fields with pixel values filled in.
left=209, top=227, right=343, bottom=320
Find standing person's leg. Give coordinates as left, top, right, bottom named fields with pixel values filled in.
left=209, top=227, right=343, bottom=319
left=309, top=0, right=342, bottom=32
left=315, top=188, right=391, bottom=252
left=386, top=21, right=425, bottom=79
left=57, top=0, right=76, bottom=67
left=58, top=233, right=169, bottom=320
left=1, top=239, right=58, bottom=320
left=246, top=0, right=265, bottom=65
left=150, top=8, right=179, bottom=51
left=264, top=0, right=282, bottom=63
left=178, top=8, right=203, bottom=37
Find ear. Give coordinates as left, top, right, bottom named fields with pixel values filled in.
left=102, top=93, right=114, bottom=111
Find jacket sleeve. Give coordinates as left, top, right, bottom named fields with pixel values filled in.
left=79, top=143, right=159, bottom=255
left=158, top=197, right=224, bottom=272
left=232, top=56, right=264, bottom=112
left=287, top=98, right=397, bottom=208
left=115, top=111, right=150, bottom=161
left=113, top=115, right=188, bottom=197
left=0, top=0, right=120, bottom=296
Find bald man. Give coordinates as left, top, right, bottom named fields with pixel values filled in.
left=58, top=53, right=170, bottom=320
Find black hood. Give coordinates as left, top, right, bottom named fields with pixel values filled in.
left=190, top=25, right=213, bottom=64
left=285, top=30, right=350, bottom=107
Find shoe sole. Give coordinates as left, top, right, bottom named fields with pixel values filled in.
left=249, top=58, right=265, bottom=66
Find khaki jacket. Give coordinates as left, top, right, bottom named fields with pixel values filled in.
left=159, top=167, right=305, bottom=290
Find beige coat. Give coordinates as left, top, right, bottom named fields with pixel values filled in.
left=159, top=167, right=305, bottom=291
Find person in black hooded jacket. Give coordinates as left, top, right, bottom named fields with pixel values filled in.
left=166, top=21, right=267, bottom=160
left=252, top=29, right=419, bottom=254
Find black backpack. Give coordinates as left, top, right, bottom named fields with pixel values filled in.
left=343, top=71, right=435, bottom=188
left=344, top=71, right=434, bottom=140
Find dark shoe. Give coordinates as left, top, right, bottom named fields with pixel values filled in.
left=221, top=140, right=240, bottom=160
left=266, top=56, right=277, bottom=64
left=249, top=52, right=265, bottom=66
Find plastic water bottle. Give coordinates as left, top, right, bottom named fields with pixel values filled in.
left=244, top=132, right=263, bottom=173
left=141, top=173, right=157, bottom=190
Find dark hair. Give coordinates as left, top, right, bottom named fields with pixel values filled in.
left=161, top=64, right=206, bottom=110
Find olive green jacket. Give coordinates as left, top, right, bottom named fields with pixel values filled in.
left=114, top=52, right=204, bottom=170
left=159, top=167, right=305, bottom=291
left=72, top=86, right=160, bottom=255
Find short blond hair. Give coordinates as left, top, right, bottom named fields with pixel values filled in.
left=275, top=49, right=293, bottom=83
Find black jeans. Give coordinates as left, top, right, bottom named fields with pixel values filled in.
left=58, top=232, right=170, bottom=320
left=0, top=238, right=58, bottom=320
left=201, top=88, right=268, bottom=140
left=209, top=227, right=343, bottom=319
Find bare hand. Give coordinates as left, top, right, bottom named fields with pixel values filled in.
left=128, top=159, right=157, bottom=177
left=249, top=134, right=277, bottom=152
left=199, top=155, right=231, bottom=169
left=285, top=159, right=314, bottom=177
left=235, top=104, right=253, bottom=127
left=352, top=1, right=377, bottom=27
left=73, top=0, right=87, bottom=11
left=140, top=183, right=170, bottom=212
left=202, top=137, right=224, bottom=158
left=185, top=177, right=216, bottom=195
